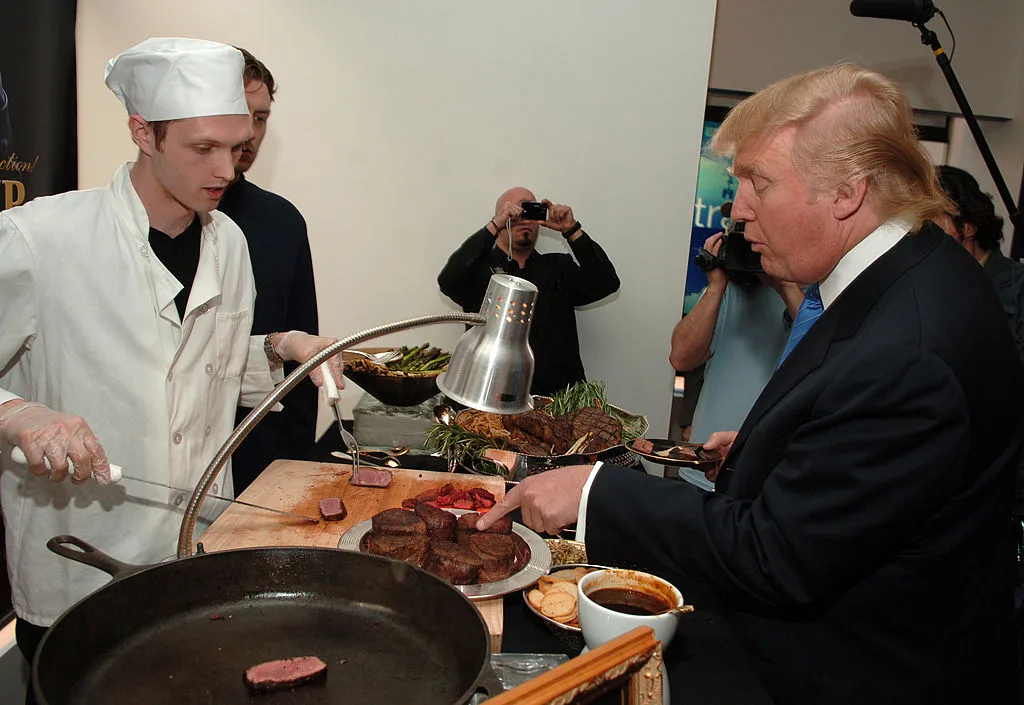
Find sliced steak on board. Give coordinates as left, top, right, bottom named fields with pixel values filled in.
left=318, top=497, right=347, bottom=521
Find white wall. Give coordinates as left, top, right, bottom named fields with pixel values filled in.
left=710, top=0, right=1024, bottom=119
left=709, top=0, right=1024, bottom=256
left=76, top=1, right=718, bottom=438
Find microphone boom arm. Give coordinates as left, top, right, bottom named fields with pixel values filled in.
left=914, top=22, right=1024, bottom=253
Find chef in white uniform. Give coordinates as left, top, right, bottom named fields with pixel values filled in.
left=0, top=38, right=343, bottom=677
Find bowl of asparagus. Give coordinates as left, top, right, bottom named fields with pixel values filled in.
left=342, top=343, right=450, bottom=406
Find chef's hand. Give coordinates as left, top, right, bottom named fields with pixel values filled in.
left=0, top=400, right=112, bottom=485
left=273, top=331, right=344, bottom=388
left=703, top=431, right=737, bottom=482
left=475, top=465, right=593, bottom=536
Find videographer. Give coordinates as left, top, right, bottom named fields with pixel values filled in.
left=670, top=228, right=802, bottom=485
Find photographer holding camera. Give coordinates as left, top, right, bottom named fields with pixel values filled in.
left=670, top=221, right=802, bottom=485
left=438, top=186, right=619, bottom=396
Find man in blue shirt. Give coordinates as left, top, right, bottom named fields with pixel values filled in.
left=670, top=231, right=802, bottom=487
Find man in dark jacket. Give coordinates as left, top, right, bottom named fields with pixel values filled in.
left=479, top=65, right=1024, bottom=704
left=218, top=49, right=320, bottom=492
left=437, top=187, right=619, bottom=396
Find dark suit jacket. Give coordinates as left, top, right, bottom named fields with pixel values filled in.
left=586, top=225, right=1024, bottom=704
left=217, top=176, right=319, bottom=492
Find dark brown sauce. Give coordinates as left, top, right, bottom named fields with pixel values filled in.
left=588, top=587, right=671, bottom=616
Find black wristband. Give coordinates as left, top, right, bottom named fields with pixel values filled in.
left=562, top=221, right=582, bottom=239
left=489, top=219, right=502, bottom=233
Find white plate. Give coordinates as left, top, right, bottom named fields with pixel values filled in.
left=338, top=508, right=551, bottom=601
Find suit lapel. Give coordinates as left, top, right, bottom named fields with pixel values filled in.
left=718, top=226, right=945, bottom=491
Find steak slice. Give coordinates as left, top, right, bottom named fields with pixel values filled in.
left=632, top=437, right=655, bottom=454
left=570, top=405, right=623, bottom=453
left=318, top=497, right=347, bottom=521
left=415, top=503, right=456, bottom=540
left=244, top=656, right=327, bottom=693
left=371, top=508, right=427, bottom=536
left=350, top=467, right=393, bottom=488
left=423, top=540, right=482, bottom=585
left=468, top=533, right=515, bottom=582
left=365, top=532, right=429, bottom=567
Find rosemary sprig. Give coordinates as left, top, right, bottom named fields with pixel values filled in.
left=546, top=381, right=610, bottom=416
left=425, top=422, right=508, bottom=467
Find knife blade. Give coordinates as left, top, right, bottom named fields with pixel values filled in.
left=9, top=447, right=319, bottom=523
left=118, top=474, right=320, bottom=523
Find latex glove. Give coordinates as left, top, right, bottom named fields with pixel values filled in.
left=0, top=401, right=111, bottom=485
left=275, top=331, right=344, bottom=388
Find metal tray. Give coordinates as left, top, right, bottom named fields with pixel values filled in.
left=434, top=397, right=649, bottom=481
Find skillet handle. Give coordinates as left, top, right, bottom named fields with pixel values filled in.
left=469, top=662, right=505, bottom=702
left=46, top=535, right=148, bottom=580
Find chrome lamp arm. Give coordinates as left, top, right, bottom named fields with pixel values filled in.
left=176, top=312, right=483, bottom=557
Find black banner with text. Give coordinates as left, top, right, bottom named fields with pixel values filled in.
left=0, top=0, right=77, bottom=625
left=0, top=0, right=78, bottom=211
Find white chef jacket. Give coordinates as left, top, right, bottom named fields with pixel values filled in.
left=0, top=163, right=279, bottom=626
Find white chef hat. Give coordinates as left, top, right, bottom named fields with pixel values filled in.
left=104, top=37, right=248, bottom=121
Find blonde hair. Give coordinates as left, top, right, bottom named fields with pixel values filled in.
left=711, top=64, right=952, bottom=226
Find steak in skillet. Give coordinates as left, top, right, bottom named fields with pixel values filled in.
left=244, top=656, right=327, bottom=693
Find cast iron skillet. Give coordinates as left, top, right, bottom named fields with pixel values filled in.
left=34, top=536, right=501, bottom=705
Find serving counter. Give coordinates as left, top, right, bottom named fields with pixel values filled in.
left=196, top=460, right=507, bottom=652
left=199, top=457, right=773, bottom=704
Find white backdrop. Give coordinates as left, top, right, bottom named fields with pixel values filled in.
left=76, top=1, right=718, bottom=438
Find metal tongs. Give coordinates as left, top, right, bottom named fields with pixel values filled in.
left=319, top=363, right=393, bottom=487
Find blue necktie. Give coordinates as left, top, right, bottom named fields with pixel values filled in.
left=778, top=283, right=823, bottom=366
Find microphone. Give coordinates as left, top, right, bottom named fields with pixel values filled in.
left=849, top=0, right=936, bottom=23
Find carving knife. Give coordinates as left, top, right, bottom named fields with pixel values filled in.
left=10, top=447, right=320, bottom=523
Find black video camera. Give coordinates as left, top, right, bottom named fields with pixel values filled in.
left=693, top=202, right=763, bottom=283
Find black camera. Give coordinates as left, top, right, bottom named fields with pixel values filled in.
left=520, top=201, right=548, bottom=221
left=693, top=202, right=763, bottom=281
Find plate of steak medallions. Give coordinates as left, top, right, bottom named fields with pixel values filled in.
left=338, top=507, right=551, bottom=600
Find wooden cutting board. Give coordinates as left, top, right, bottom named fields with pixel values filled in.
left=197, top=459, right=508, bottom=651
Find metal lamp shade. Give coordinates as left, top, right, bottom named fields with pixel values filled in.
left=437, top=274, right=537, bottom=414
